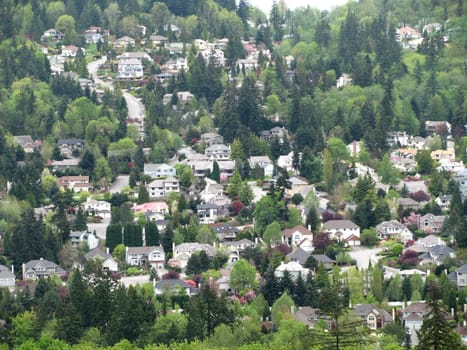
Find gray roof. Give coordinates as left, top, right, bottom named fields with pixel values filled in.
left=85, top=248, right=111, bottom=260
left=457, top=264, right=467, bottom=274
left=127, top=246, right=164, bottom=255
left=197, top=203, right=220, bottom=210
left=311, top=254, right=335, bottom=264
left=24, top=258, right=60, bottom=269
left=323, top=220, right=359, bottom=230
left=155, top=279, right=196, bottom=291
left=354, top=304, right=392, bottom=322
left=0, top=265, right=14, bottom=279
left=287, top=248, right=311, bottom=265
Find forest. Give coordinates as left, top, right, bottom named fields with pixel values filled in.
left=0, top=0, right=466, bottom=349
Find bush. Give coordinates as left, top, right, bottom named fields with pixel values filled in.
left=127, top=266, right=144, bottom=276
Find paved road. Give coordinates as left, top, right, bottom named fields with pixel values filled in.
left=348, top=246, right=384, bottom=269
left=109, top=175, right=129, bottom=194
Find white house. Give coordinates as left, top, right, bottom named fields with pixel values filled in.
left=126, top=246, right=165, bottom=269
left=274, top=261, right=309, bottom=280
left=85, top=248, right=119, bottom=272
left=248, top=156, right=274, bottom=177
left=69, top=231, right=99, bottom=250
left=154, top=279, right=197, bottom=296
left=322, top=220, right=361, bottom=245
left=0, top=265, right=15, bottom=291
left=282, top=225, right=314, bottom=251
left=83, top=197, right=111, bottom=218
left=117, top=58, right=143, bottom=79
left=171, top=243, right=215, bottom=269
left=147, top=177, right=180, bottom=198
left=144, top=163, right=176, bottom=178
left=376, top=220, right=413, bottom=243
left=196, top=203, right=221, bottom=224
left=205, top=144, right=230, bottom=161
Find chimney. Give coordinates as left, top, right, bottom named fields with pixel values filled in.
left=11, top=265, right=14, bottom=274
left=451, top=308, right=455, bottom=318
left=106, top=247, right=110, bottom=255
left=392, top=308, right=395, bottom=321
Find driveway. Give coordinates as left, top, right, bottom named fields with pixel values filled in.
left=109, top=175, right=129, bottom=194
left=348, top=246, right=384, bottom=269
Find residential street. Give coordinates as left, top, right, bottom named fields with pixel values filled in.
left=348, top=246, right=384, bottom=269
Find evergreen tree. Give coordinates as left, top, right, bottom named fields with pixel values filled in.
left=305, top=206, right=320, bottom=232
left=416, top=283, right=462, bottom=350
left=210, top=160, right=220, bottom=182
left=73, top=207, right=88, bottom=231
left=145, top=222, right=160, bottom=246
left=137, top=183, right=150, bottom=204
left=261, top=266, right=281, bottom=305
left=105, top=224, right=122, bottom=252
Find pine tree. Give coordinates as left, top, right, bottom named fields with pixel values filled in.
left=416, top=282, right=462, bottom=350
left=261, top=266, right=281, bottom=305
left=145, top=222, right=160, bottom=246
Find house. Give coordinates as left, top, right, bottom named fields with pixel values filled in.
left=212, top=224, right=240, bottom=241
left=57, top=138, right=84, bottom=157
left=274, top=261, right=309, bottom=280
left=118, top=52, right=153, bottom=62
left=286, top=248, right=311, bottom=266
left=200, top=133, right=224, bottom=146
left=197, top=203, right=221, bottom=224
left=397, top=197, right=421, bottom=210
left=149, top=34, right=169, bottom=46
left=425, top=121, right=451, bottom=136
left=84, top=26, right=108, bottom=44
left=85, top=248, right=119, bottom=272
left=200, top=178, right=224, bottom=203
left=417, top=214, right=445, bottom=234
left=294, top=307, right=333, bottom=329
left=396, top=26, right=421, bottom=42
left=435, top=195, right=452, bottom=211
left=383, top=266, right=427, bottom=281
left=132, top=201, right=168, bottom=221
left=387, top=131, right=410, bottom=147
left=286, top=176, right=312, bottom=198
left=431, top=149, right=455, bottom=162
left=147, top=177, right=180, bottom=198
left=154, top=279, right=198, bottom=296
left=277, top=151, right=296, bottom=173
left=310, top=254, right=336, bottom=269
left=162, top=91, right=194, bottom=105
left=419, top=245, right=455, bottom=265
left=144, top=163, right=176, bottom=178
left=126, top=246, right=165, bottom=269
left=436, top=160, right=465, bottom=173
left=282, top=225, right=314, bottom=250
left=402, top=302, right=430, bottom=346
left=353, top=304, right=392, bottom=330
left=205, top=144, right=230, bottom=161
left=457, top=173, right=467, bottom=196
left=248, top=156, right=274, bottom=177
left=61, top=45, right=84, bottom=57
left=172, top=243, right=215, bottom=269
left=41, top=28, right=64, bottom=42
left=218, top=160, right=236, bottom=179
left=376, top=220, right=413, bottom=243
left=49, top=158, right=81, bottom=172
left=113, top=36, right=136, bottom=49
left=118, top=58, right=143, bottom=79
left=161, top=57, right=188, bottom=73
left=406, top=136, right=427, bottom=150
left=69, top=231, right=99, bottom=250
left=14, top=135, right=40, bottom=153
left=220, top=238, right=255, bottom=253
left=455, top=264, right=467, bottom=288
left=409, top=234, right=446, bottom=253
left=323, top=220, right=361, bottom=244
left=259, top=127, right=288, bottom=142
left=0, top=265, right=15, bottom=291
left=57, top=175, right=92, bottom=192
left=22, top=258, right=66, bottom=280
left=83, top=197, right=111, bottom=218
